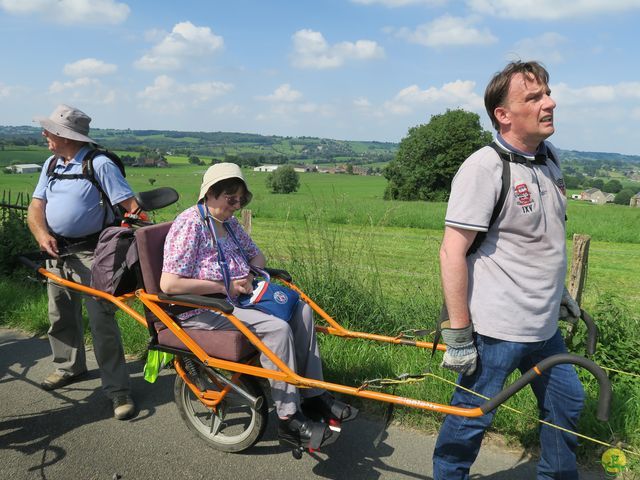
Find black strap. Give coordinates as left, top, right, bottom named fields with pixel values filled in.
left=430, top=303, right=450, bottom=360
left=466, top=141, right=557, bottom=255
left=46, top=150, right=121, bottom=230
left=196, top=203, right=270, bottom=307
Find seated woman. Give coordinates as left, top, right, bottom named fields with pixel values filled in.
left=160, top=163, right=354, bottom=448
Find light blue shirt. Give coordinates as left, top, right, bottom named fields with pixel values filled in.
left=32, top=146, right=134, bottom=237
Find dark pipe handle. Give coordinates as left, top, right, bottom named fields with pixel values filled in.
left=264, top=267, right=292, bottom=282
left=480, top=353, right=611, bottom=422
left=157, top=293, right=234, bottom=314
left=17, top=255, right=40, bottom=271
left=580, top=309, right=598, bottom=356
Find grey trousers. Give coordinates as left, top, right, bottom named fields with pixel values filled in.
left=186, top=301, right=324, bottom=417
left=46, top=252, right=130, bottom=398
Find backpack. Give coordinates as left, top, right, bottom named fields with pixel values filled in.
left=46, top=149, right=127, bottom=229
left=90, top=226, right=140, bottom=296
left=466, top=141, right=559, bottom=254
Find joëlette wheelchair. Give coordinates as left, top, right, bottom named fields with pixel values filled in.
left=19, top=187, right=613, bottom=459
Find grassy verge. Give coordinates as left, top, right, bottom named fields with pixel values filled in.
left=3, top=217, right=639, bottom=467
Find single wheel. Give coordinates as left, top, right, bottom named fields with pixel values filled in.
left=174, top=363, right=268, bottom=452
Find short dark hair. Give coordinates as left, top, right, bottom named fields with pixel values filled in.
left=206, top=177, right=248, bottom=206
left=484, top=61, right=550, bottom=131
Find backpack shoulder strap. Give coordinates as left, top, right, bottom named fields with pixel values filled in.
left=46, top=155, right=86, bottom=181
left=466, top=143, right=510, bottom=255
left=83, top=148, right=126, bottom=229
left=46, top=156, right=59, bottom=176
left=544, top=142, right=559, bottom=167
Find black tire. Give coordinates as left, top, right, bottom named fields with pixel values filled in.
left=174, top=364, right=268, bottom=453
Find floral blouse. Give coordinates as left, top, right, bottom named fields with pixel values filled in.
left=162, top=205, right=261, bottom=319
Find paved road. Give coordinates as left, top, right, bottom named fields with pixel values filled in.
left=0, top=328, right=606, bottom=480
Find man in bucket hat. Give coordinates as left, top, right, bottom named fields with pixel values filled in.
left=27, top=104, right=140, bottom=420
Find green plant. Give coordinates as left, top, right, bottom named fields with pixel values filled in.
left=0, top=209, right=36, bottom=275
left=384, top=109, right=492, bottom=201
left=266, top=165, right=300, bottom=194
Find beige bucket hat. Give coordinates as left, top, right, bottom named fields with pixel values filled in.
left=34, top=104, right=97, bottom=144
left=198, top=163, right=253, bottom=205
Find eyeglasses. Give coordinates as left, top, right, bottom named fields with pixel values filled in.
left=224, top=194, right=248, bottom=207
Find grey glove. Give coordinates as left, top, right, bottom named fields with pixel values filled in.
left=559, top=286, right=581, bottom=324
left=440, top=321, right=477, bottom=376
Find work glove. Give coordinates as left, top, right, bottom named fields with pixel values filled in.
left=440, top=320, right=477, bottom=376
left=559, top=286, right=581, bottom=325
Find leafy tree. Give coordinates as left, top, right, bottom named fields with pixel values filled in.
left=564, top=175, right=581, bottom=189
left=120, top=154, right=135, bottom=165
left=603, top=179, right=623, bottom=194
left=591, top=178, right=605, bottom=190
left=266, top=165, right=300, bottom=194
left=384, top=109, right=492, bottom=201
left=614, top=189, right=634, bottom=205
left=188, top=155, right=202, bottom=165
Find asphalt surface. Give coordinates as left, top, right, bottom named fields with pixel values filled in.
left=0, top=328, right=607, bottom=480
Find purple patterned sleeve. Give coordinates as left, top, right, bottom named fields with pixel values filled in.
left=162, top=208, right=204, bottom=277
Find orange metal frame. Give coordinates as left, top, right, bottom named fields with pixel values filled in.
left=36, top=266, right=485, bottom=418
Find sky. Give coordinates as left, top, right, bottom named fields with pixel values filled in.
left=1, top=0, right=639, bottom=155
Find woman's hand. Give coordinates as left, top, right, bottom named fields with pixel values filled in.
left=229, top=276, right=254, bottom=297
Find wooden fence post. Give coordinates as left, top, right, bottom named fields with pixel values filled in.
left=568, top=234, right=590, bottom=305
left=566, top=233, right=591, bottom=340
left=241, top=209, right=252, bottom=235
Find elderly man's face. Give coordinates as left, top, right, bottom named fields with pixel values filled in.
left=42, top=129, right=64, bottom=154
left=502, top=72, right=556, bottom=149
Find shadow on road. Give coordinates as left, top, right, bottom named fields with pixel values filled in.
left=0, top=332, right=174, bottom=476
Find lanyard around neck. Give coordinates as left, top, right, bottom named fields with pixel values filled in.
left=196, top=203, right=270, bottom=301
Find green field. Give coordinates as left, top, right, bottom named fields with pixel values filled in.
left=2, top=162, right=640, bottom=470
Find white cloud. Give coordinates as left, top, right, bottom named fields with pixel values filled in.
left=257, top=102, right=336, bottom=122
left=63, top=58, right=117, bottom=77
left=0, top=82, right=15, bottom=98
left=291, top=29, right=384, bottom=69
left=254, top=84, right=335, bottom=124
left=213, top=104, right=243, bottom=116
left=467, top=0, right=640, bottom=20
left=0, top=0, right=129, bottom=25
left=135, top=21, right=224, bottom=71
left=138, top=75, right=233, bottom=106
left=47, top=77, right=117, bottom=105
left=354, top=97, right=372, bottom=108
left=257, top=84, right=303, bottom=103
left=552, top=81, right=640, bottom=106
left=352, top=0, right=447, bottom=6
left=396, top=15, right=497, bottom=47
left=510, top=33, right=567, bottom=64
left=384, top=80, right=483, bottom=114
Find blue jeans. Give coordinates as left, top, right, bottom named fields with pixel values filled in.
left=433, top=329, right=585, bottom=480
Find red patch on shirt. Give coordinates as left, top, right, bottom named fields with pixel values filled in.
left=514, top=183, right=532, bottom=206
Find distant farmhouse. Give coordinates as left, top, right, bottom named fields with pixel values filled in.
left=5, top=164, right=41, bottom=174
left=253, top=164, right=317, bottom=173
left=631, top=193, right=640, bottom=207
left=133, top=157, right=168, bottom=168
left=253, top=165, right=279, bottom=173
left=580, top=188, right=613, bottom=205
left=293, top=165, right=316, bottom=173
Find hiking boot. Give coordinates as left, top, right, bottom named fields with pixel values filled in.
left=40, top=370, right=88, bottom=391
left=278, top=411, right=332, bottom=450
left=112, top=395, right=135, bottom=420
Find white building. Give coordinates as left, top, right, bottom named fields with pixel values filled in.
left=253, top=165, right=279, bottom=172
left=6, top=164, right=42, bottom=174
